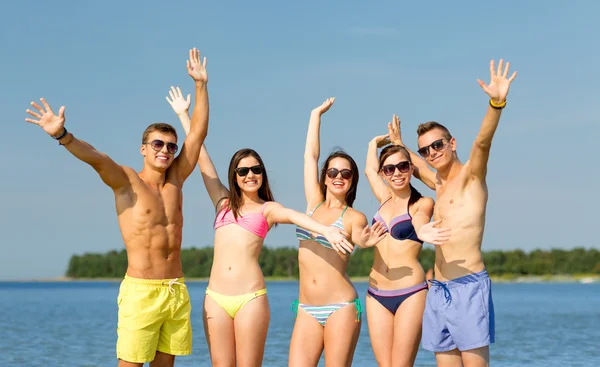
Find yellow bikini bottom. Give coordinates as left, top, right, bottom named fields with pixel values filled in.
left=205, top=287, right=267, bottom=319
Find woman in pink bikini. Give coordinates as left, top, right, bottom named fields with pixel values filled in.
left=166, top=87, right=352, bottom=367
left=363, top=115, right=450, bottom=367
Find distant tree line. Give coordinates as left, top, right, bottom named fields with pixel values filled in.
left=66, top=246, right=600, bottom=278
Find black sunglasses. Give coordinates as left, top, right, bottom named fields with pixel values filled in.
left=381, top=161, right=412, bottom=176
left=144, top=139, right=178, bottom=154
left=417, top=138, right=447, bottom=158
left=326, top=168, right=353, bottom=180
left=236, top=165, right=264, bottom=176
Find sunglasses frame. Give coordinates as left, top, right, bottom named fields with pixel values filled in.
left=417, top=138, right=448, bottom=158
left=144, top=139, right=179, bottom=154
left=326, top=168, right=353, bottom=180
left=235, top=164, right=264, bottom=176
left=381, top=161, right=412, bottom=176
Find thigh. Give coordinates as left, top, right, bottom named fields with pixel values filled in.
left=392, top=289, right=427, bottom=367
left=422, top=287, right=455, bottom=353
left=233, top=294, right=270, bottom=367
left=323, top=302, right=361, bottom=367
left=365, top=295, right=394, bottom=367
left=461, top=346, right=489, bottom=367
left=116, top=286, right=164, bottom=364
left=447, top=280, right=493, bottom=351
left=435, top=349, right=463, bottom=367
left=117, top=361, right=144, bottom=367
left=289, top=308, right=325, bottom=367
left=158, top=288, right=192, bottom=356
left=204, top=293, right=236, bottom=367
left=149, top=351, right=175, bottom=367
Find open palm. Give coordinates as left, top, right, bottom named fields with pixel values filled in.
left=187, top=48, right=208, bottom=84
left=477, top=59, right=517, bottom=103
left=166, top=86, right=191, bottom=115
left=25, top=98, right=65, bottom=137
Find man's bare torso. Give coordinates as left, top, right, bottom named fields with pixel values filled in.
left=115, top=167, right=184, bottom=279
left=433, top=161, right=488, bottom=281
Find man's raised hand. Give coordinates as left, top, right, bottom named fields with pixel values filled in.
left=477, top=59, right=517, bottom=104
left=25, top=98, right=66, bottom=137
left=187, top=48, right=208, bottom=85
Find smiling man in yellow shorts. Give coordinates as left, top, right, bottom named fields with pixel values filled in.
left=24, top=48, right=210, bottom=366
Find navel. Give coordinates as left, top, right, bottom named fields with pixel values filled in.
left=146, top=209, right=151, bottom=214
left=449, top=199, right=454, bottom=204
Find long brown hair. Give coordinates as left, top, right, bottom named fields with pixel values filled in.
left=226, top=148, right=275, bottom=220
left=318, top=149, right=359, bottom=207
left=378, top=145, right=422, bottom=208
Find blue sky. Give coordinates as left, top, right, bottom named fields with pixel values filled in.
left=2, top=1, right=598, bottom=279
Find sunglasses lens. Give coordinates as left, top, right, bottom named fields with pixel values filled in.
left=326, top=168, right=339, bottom=179
left=237, top=167, right=250, bottom=176
left=166, top=143, right=178, bottom=154
left=382, top=165, right=395, bottom=176
left=417, top=147, right=429, bottom=157
left=340, top=170, right=353, bottom=180
left=250, top=165, right=263, bottom=175
left=431, top=139, right=445, bottom=151
left=151, top=140, right=165, bottom=151
left=398, top=161, right=411, bottom=172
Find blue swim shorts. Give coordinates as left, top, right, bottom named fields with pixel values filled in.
left=422, top=270, right=495, bottom=352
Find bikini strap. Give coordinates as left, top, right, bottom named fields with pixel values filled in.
left=378, top=197, right=392, bottom=210
left=340, top=205, right=349, bottom=218
left=308, top=201, right=325, bottom=216
left=291, top=300, right=299, bottom=318
left=261, top=201, right=269, bottom=214
left=353, top=298, right=363, bottom=323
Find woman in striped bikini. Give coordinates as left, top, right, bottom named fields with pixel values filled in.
left=363, top=115, right=450, bottom=367
left=289, top=98, right=385, bottom=367
left=167, top=87, right=351, bottom=367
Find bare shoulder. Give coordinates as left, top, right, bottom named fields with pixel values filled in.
left=263, top=201, right=284, bottom=215
left=345, top=207, right=368, bottom=228
left=113, top=166, right=138, bottom=189
left=417, top=196, right=435, bottom=208
left=122, top=166, right=139, bottom=177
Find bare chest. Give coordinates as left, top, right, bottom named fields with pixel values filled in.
left=127, top=183, right=183, bottom=225
left=434, top=179, right=487, bottom=224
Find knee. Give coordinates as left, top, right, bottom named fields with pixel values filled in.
left=211, top=360, right=236, bottom=367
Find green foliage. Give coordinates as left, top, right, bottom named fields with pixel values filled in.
left=65, top=246, right=600, bottom=278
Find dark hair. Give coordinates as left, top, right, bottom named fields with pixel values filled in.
left=142, top=123, right=178, bottom=144
left=226, top=148, right=275, bottom=220
left=319, top=149, right=359, bottom=207
left=378, top=145, right=422, bottom=208
left=416, top=121, right=452, bottom=140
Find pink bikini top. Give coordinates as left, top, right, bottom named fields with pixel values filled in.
left=213, top=202, right=270, bottom=239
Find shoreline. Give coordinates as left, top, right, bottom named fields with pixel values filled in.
left=3, top=274, right=599, bottom=284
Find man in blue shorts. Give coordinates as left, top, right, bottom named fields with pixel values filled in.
left=390, top=59, right=517, bottom=366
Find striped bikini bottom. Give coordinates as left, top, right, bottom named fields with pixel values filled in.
left=291, top=298, right=362, bottom=326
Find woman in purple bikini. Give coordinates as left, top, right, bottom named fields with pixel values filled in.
left=361, top=115, right=450, bottom=367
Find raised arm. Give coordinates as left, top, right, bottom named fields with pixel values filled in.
left=265, top=202, right=354, bottom=254
left=469, top=59, right=517, bottom=181
left=167, top=87, right=228, bottom=209
left=388, top=114, right=437, bottom=190
left=412, top=197, right=451, bottom=246
left=365, top=133, right=391, bottom=202
left=25, top=98, right=130, bottom=192
left=304, top=98, right=335, bottom=208
left=170, top=48, right=209, bottom=183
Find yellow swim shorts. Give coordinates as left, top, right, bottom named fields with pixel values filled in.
left=116, top=274, right=192, bottom=363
